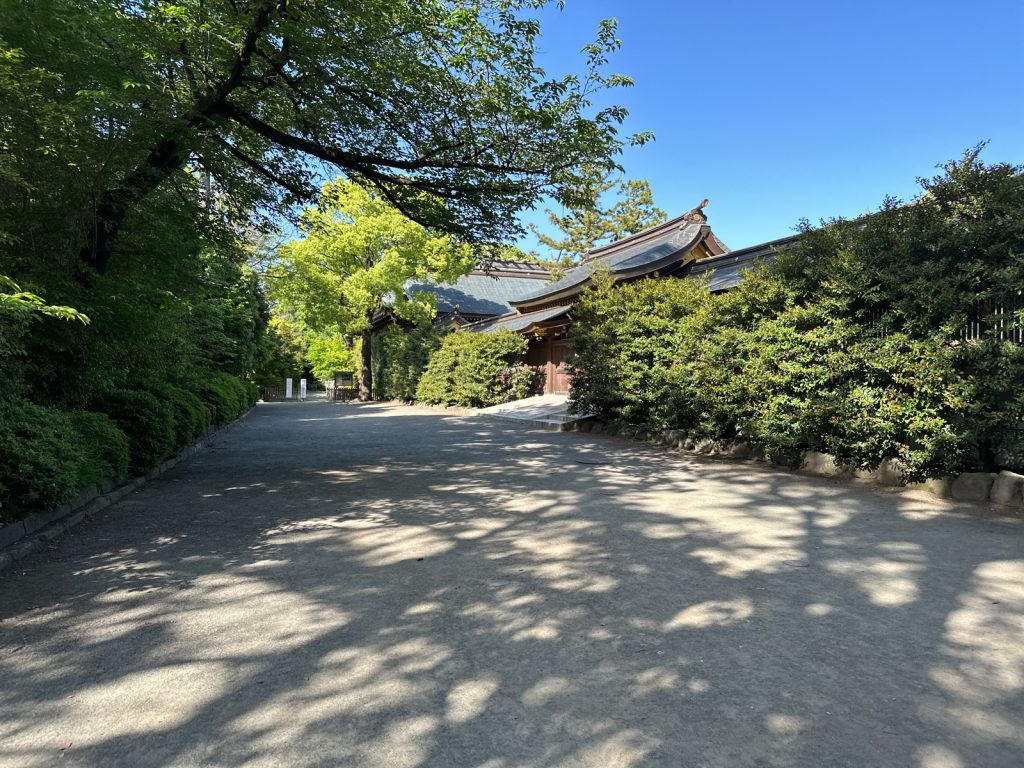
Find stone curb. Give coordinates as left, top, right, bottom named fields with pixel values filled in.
left=0, top=406, right=255, bottom=574
left=567, top=420, right=1024, bottom=513
left=474, top=413, right=578, bottom=431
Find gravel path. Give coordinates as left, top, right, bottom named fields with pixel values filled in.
left=2, top=401, right=1022, bottom=767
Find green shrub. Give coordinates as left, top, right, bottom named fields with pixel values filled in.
left=68, top=411, right=130, bottom=488
left=166, top=386, right=210, bottom=447
left=568, top=154, right=1024, bottom=480
left=415, top=333, right=459, bottom=404
left=92, top=389, right=176, bottom=474
left=372, top=323, right=441, bottom=401
left=192, top=373, right=249, bottom=424
left=0, top=399, right=82, bottom=520
left=417, top=329, right=528, bottom=407
left=138, top=381, right=210, bottom=450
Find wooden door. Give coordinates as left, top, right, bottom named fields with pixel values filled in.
left=550, top=339, right=573, bottom=393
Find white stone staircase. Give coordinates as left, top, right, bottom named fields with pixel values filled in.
left=475, top=394, right=589, bottom=430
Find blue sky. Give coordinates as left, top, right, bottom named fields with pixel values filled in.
left=517, top=0, right=1024, bottom=252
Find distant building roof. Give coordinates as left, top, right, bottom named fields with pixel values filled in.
left=405, top=260, right=550, bottom=318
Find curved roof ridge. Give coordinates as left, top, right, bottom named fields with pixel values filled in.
left=581, top=199, right=714, bottom=262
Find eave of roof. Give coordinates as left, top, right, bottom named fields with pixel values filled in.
left=684, top=234, right=800, bottom=291
left=463, top=304, right=572, bottom=334
left=511, top=219, right=716, bottom=311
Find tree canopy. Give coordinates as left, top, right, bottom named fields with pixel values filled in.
left=531, top=165, right=666, bottom=266
left=270, top=179, right=476, bottom=398
left=2, top=0, right=645, bottom=276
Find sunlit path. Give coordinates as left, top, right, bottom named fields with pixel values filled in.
left=2, top=402, right=1022, bottom=767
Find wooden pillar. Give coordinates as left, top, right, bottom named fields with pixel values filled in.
left=545, top=335, right=554, bottom=394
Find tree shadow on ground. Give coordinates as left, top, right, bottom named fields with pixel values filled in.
left=1, top=402, right=1022, bottom=768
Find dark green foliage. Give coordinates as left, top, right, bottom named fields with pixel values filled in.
left=570, top=153, right=1024, bottom=480
left=0, top=399, right=81, bottom=520
left=68, top=411, right=130, bottom=488
left=92, top=390, right=176, bottom=474
left=192, top=373, right=251, bottom=425
left=417, top=329, right=531, bottom=407
left=146, top=384, right=210, bottom=449
left=372, top=324, right=443, bottom=401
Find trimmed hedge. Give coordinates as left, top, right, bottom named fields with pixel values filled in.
left=192, top=373, right=250, bottom=425
left=416, top=329, right=533, bottom=407
left=569, top=155, right=1024, bottom=480
left=0, top=399, right=81, bottom=519
left=68, top=411, right=130, bottom=488
left=0, top=374, right=253, bottom=522
left=139, top=382, right=210, bottom=450
left=92, top=389, right=176, bottom=474
left=372, top=323, right=441, bottom=401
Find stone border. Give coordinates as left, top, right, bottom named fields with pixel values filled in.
left=567, top=419, right=1024, bottom=511
left=0, top=407, right=255, bottom=573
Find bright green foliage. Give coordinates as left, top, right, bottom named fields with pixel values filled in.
left=271, top=179, right=477, bottom=397
left=532, top=165, right=667, bottom=267
left=305, top=334, right=357, bottom=382
left=0, top=400, right=81, bottom=519
left=570, top=152, right=1024, bottom=479
left=372, top=324, right=443, bottom=402
left=273, top=180, right=475, bottom=331
left=254, top=316, right=308, bottom=385
left=68, top=412, right=131, bottom=488
left=0, top=275, right=89, bottom=324
left=417, top=329, right=533, bottom=407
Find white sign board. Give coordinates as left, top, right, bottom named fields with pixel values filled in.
left=299, top=378, right=307, bottom=401
left=285, top=377, right=293, bottom=399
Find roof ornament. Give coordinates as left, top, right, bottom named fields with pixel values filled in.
left=680, top=199, right=709, bottom=225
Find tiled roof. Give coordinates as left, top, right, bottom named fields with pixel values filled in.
left=511, top=208, right=718, bottom=309
left=406, top=271, right=550, bottom=317
left=684, top=235, right=799, bottom=291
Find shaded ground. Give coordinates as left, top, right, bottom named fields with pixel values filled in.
left=1, top=402, right=1022, bottom=768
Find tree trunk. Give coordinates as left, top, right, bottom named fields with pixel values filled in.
left=77, top=0, right=279, bottom=276
left=359, top=330, right=373, bottom=401
left=80, top=136, right=188, bottom=275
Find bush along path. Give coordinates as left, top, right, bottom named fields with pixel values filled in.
left=564, top=417, right=1024, bottom=510
left=568, top=154, right=1024, bottom=487
left=0, top=377, right=258, bottom=569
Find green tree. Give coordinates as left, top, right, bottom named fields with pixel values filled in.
left=270, top=180, right=475, bottom=400
left=2, top=1, right=646, bottom=276
left=305, top=333, right=356, bottom=382
left=531, top=166, right=667, bottom=267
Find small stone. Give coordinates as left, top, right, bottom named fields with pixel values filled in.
left=875, top=458, right=906, bottom=487
left=908, top=477, right=954, bottom=498
left=728, top=442, right=753, bottom=459
left=950, top=472, right=998, bottom=502
left=802, top=451, right=847, bottom=477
